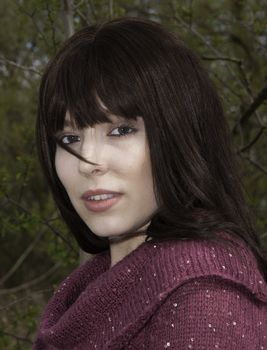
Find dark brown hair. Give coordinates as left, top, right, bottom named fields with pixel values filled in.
left=37, top=17, right=267, bottom=279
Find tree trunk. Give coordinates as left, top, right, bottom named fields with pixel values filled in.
left=62, top=0, right=74, bottom=38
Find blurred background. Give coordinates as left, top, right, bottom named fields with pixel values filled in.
left=0, top=0, right=266, bottom=348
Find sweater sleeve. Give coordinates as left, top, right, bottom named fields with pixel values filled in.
left=147, top=276, right=266, bottom=349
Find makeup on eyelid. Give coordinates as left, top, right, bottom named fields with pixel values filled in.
left=56, top=123, right=138, bottom=145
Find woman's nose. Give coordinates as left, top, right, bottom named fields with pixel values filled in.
left=79, top=158, right=108, bottom=176
left=78, top=140, right=108, bottom=177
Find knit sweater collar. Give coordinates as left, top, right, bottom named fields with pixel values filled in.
left=35, top=237, right=267, bottom=350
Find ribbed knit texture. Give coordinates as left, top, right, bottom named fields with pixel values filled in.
left=33, top=234, right=267, bottom=349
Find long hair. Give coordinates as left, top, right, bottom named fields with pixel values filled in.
left=36, top=17, right=267, bottom=279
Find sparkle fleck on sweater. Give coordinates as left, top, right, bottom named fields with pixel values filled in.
left=33, top=234, right=267, bottom=349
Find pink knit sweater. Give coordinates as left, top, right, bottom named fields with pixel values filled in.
left=33, top=235, right=267, bottom=349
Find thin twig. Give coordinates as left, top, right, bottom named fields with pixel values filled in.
left=0, top=58, right=41, bottom=76
left=212, top=71, right=243, bottom=100
left=237, top=61, right=264, bottom=127
left=237, top=126, right=266, bottom=154
left=166, top=0, right=266, bottom=132
left=17, top=142, right=35, bottom=203
left=5, top=194, right=78, bottom=256
left=232, top=84, right=267, bottom=134
left=168, top=2, right=243, bottom=89
left=45, top=0, right=58, bottom=53
left=0, top=331, right=33, bottom=345
left=16, top=3, right=51, bottom=50
left=73, top=0, right=84, bottom=10
left=0, top=288, right=53, bottom=311
left=242, top=154, right=267, bottom=176
left=0, top=229, right=45, bottom=286
left=4, top=195, right=78, bottom=254
left=202, top=56, right=242, bottom=64
left=76, top=8, right=90, bottom=25
left=0, top=262, right=61, bottom=295
left=87, top=0, right=96, bottom=21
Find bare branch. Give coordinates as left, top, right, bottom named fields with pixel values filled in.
left=73, top=0, right=85, bottom=10
left=232, top=83, right=267, bottom=134
left=109, top=0, right=114, bottom=18
left=237, top=62, right=265, bottom=128
left=211, top=70, right=243, bottom=100
left=0, top=229, right=45, bottom=286
left=4, top=195, right=78, bottom=255
left=237, top=61, right=253, bottom=96
left=0, top=331, right=33, bottom=345
left=0, top=57, right=41, bottom=76
left=168, top=3, right=238, bottom=75
left=237, top=126, right=266, bottom=154
left=62, top=0, right=74, bottom=38
left=87, top=0, right=96, bottom=22
left=166, top=0, right=261, bottom=108
left=0, top=262, right=61, bottom=295
left=202, top=56, right=242, bottom=64
left=76, top=8, right=90, bottom=25
left=17, top=143, right=35, bottom=203
left=16, top=3, right=51, bottom=50
left=44, top=0, right=58, bottom=52
left=0, top=288, right=53, bottom=311
left=241, top=154, right=267, bottom=176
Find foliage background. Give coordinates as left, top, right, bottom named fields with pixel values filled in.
left=0, top=0, right=266, bottom=348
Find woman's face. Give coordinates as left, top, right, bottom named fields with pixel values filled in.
left=55, top=112, right=159, bottom=240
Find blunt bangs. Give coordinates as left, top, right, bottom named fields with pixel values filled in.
left=41, top=28, right=150, bottom=139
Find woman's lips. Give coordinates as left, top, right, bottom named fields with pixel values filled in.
left=83, top=194, right=122, bottom=213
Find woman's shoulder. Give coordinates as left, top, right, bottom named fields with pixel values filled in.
left=149, top=233, right=267, bottom=304
left=143, top=273, right=267, bottom=349
left=129, top=236, right=267, bottom=349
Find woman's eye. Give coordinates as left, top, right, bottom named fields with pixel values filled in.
left=60, top=134, right=80, bottom=144
left=109, top=124, right=137, bottom=137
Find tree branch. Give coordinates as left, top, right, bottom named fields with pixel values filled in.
left=232, top=83, right=267, bottom=134
left=201, top=56, right=242, bottom=64
left=109, top=0, right=114, bottom=18
left=0, top=262, right=61, bottom=295
left=4, top=195, right=78, bottom=255
left=16, top=4, right=51, bottom=50
left=0, top=229, right=45, bottom=286
left=237, top=126, right=266, bottom=154
left=62, top=0, right=74, bottom=38
left=211, top=70, right=243, bottom=100
left=241, top=154, right=267, bottom=176
left=76, top=8, right=90, bottom=25
left=0, top=331, right=33, bottom=345
left=167, top=2, right=242, bottom=87
left=0, top=288, right=53, bottom=311
left=44, top=0, right=58, bottom=52
left=0, top=57, right=41, bottom=76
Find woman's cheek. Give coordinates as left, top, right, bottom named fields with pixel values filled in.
left=55, top=150, right=73, bottom=187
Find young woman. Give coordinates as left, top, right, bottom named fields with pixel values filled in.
left=33, top=17, right=267, bottom=349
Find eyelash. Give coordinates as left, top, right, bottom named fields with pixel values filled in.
left=110, top=124, right=137, bottom=137
left=57, top=124, right=137, bottom=145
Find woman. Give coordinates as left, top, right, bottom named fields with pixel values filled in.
left=33, top=17, right=267, bottom=349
